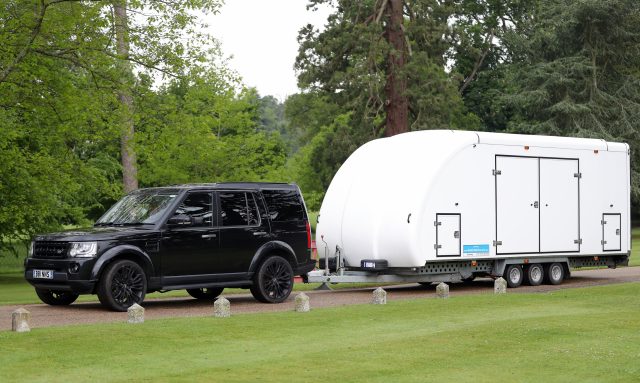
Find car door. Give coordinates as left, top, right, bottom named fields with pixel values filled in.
left=217, top=191, right=270, bottom=275
left=160, top=191, right=220, bottom=284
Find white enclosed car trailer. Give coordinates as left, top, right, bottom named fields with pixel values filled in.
left=308, top=130, right=631, bottom=287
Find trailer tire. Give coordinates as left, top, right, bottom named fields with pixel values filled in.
left=545, top=263, right=564, bottom=285
left=524, top=264, right=544, bottom=286
left=504, top=264, right=523, bottom=288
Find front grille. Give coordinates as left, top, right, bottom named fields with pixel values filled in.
left=33, top=241, right=69, bottom=259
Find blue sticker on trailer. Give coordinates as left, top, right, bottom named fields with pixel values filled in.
left=463, top=244, right=490, bottom=256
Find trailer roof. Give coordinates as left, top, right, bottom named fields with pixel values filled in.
left=474, top=131, right=627, bottom=152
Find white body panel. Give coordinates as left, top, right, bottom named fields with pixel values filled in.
left=316, top=130, right=630, bottom=268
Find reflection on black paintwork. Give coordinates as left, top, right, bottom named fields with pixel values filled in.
left=220, top=192, right=259, bottom=226
left=173, top=192, right=213, bottom=227
left=262, top=190, right=304, bottom=221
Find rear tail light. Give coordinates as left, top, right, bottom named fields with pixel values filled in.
left=305, top=221, right=312, bottom=249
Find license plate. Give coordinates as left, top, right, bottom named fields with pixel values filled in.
left=33, top=269, right=53, bottom=279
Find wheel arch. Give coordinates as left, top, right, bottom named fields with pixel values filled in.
left=90, top=245, right=154, bottom=284
left=248, top=241, right=298, bottom=273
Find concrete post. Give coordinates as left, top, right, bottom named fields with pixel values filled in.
left=127, top=303, right=145, bottom=324
left=372, top=287, right=387, bottom=304
left=12, top=308, right=31, bottom=333
left=494, top=277, right=507, bottom=294
left=214, top=297, right=231, bottom=318
left=294, top=292, right=310, bottom=312
left=436, top=282, right=449, bottom=299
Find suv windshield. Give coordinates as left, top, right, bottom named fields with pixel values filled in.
left=95, top=190, right=179, bottom=226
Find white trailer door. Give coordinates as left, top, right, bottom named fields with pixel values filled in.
left=540, top=158, right=580, bottom=252
left=496, top=156, right=539, bottom=254
left=603, top=213, right=622, bottom=251
left=436, top=214, right=461, bottom=256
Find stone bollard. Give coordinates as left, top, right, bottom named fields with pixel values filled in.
left=436, top=282, right=449, bottom=299
left=127, top=303, right=145, bottom=324
left=372, top=287, right=387, bottom=305
left=294, top=292, right=310, bottom=313
left=12, top=308, right=31, bottom=333
left=494, top=277, right=507, bottom=294
left=214, top=296, right=231, bottom=318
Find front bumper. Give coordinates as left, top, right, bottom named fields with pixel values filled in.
left=24, top=257, right=97, bottom=294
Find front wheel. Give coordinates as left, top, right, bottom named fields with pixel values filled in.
left=35, top=288, right=79, bottom=306
left=250, top=256, right=294, bottom=303
left=97, top=259, right=147, bottom=312
left=187, top=287, right=224, bottom=300
left=504, top=264, right=523, bottom=288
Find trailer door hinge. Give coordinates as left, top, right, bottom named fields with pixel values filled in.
left=616, top=229, right=620, bottom=235
left=492, top=169, right=501, bottom=176
left=434, top=221, right=441, bottom=226
left=601, top=240, right=607, bottom=245
left=434, top=244, right=442, bottom=249
left=574, top=172, right=582, bottom=178
left=453, top=230, right=460, bottom=239
left=601, top=220, right=607, bottom=225
left=574, top=239, right=582, bottom=244
left=493, top=240, right=502, bottom=246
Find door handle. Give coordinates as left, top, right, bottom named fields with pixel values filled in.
left=201, top=233, right=217, bottom=239
left=253, top=231, right=267, bottom=236
left=532, top=201, right=539, bottom=208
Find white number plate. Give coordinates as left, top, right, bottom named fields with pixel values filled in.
left=33, top=269, right=53, bottom=279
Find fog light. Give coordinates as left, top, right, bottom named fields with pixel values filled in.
left=69, top=263, right=80, bottom=273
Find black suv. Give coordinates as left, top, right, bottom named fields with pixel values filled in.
left=24, top=183, right=315, bottom=311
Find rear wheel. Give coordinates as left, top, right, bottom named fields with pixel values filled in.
left=545, top=263, right=564, bottom=285
left=187, top=287, right=224, bottom=300
left=97, top=259, right=147, bottom=312
left=250, top=256, right=293, bottom=303
left=35, top=288, right=79, bottom=306
left=504, top=264, right=523, bottom=288
left=525, top=264, right=544, bottom=286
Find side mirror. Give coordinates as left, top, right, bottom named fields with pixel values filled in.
left=167, top=214, right=192, bottom=227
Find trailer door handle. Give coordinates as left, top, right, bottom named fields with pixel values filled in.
left=201, top=233, right=217, bottom=239
left=532, top=201, right=539, bottom=208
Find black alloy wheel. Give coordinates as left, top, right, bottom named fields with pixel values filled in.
left=250, top=256, right=294, bottom=303
left=187, top=287, right=224, bottom=300
left=97, top=259, right=147, bottom=312
left=35, top=288, right=79, bottom=306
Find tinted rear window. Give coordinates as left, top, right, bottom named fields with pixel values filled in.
left=262, top=190, right=304, bottom=222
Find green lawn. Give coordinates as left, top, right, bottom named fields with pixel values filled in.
left=1, top=282, right=640, bottom=382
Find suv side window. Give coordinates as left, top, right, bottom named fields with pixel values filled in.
left=220, top=192, right=260, bottom=227
left=172, top=192, right=213, bottom=227
left=262, top=189, right=304, bottom=221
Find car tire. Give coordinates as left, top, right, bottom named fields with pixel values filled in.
left=187, top=287, right=224, bottom=300
left=250, top=256, right=294, bottom=303
left=35, top=288, right=79, bottom=306
left=525, top=264, right=544, bottom=286
left=504, top=264, right=523, bottom=288
left=97, top=259, right=147, bottom=312
left=545, top=263, right=564, bottom=285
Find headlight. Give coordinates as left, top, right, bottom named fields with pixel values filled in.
left=28, top=241, right=34, bottom=258
left=69, top=242, right=98, bottom=258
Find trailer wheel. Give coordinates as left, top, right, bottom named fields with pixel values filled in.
left=545, top=263, right=564, bottom=285
left=524, top=264, right=544, bottom=286
left=504, top=264, right=523, bottom=288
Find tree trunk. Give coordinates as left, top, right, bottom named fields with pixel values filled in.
left=383, top=0, right=408, bottom=137
left=113, top=0, right=138, bottom=192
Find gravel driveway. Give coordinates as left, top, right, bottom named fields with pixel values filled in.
left=2, top=267, right=639, bottom=331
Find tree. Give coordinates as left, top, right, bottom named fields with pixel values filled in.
left=499, top=0, right=640, bottom=213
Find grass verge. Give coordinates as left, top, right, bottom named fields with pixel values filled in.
left=1, top=282, right=640, bottom=382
